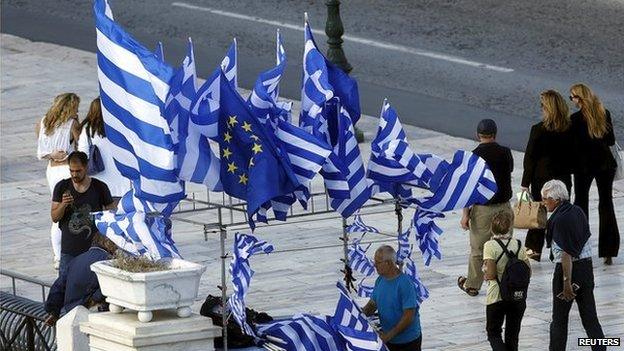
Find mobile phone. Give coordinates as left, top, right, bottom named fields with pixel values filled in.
left=557, top=283, right=580, bottom=299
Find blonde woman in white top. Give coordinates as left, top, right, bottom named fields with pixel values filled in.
left=78, top=97, right=131, bottom=200
left=35, top=93, right=81, bottom=269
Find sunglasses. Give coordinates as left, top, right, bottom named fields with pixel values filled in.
left=569, top=95, right=581, bottom=101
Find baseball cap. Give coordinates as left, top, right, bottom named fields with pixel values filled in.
left=477, top=119, right=497, bottom=135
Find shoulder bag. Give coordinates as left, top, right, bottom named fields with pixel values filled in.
left=86, top=132, right=105, bottom=175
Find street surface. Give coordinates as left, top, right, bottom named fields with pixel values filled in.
left=2, top=0, right=623, bottom=150
left=1, top=34, right=623, bottom=350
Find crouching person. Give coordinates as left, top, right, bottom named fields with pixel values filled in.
left=363, top=245, right=422, bottom=351
left=44, top=234, right=118, bottom=326
left=483, top=211, right=531, bottom=350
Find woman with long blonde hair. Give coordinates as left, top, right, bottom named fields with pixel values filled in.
left=520, top=90, right=574, bottom=261
left=77, top=97, right=130, bottom=200
left=569, top=83, right=619, bottom=265
left=36, top=93, right=82, bottom=270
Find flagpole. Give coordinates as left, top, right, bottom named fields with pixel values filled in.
left=395, top=199, right=403, bottom=268
left=218, top=207, right=229, bottom=351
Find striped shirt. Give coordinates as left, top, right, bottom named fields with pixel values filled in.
left=551, top=240, right=592, bottom=263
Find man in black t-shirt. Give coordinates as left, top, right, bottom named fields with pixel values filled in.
left=51, top=151, right=114, bottom=277
left=458, top=119, right=515, bottom=297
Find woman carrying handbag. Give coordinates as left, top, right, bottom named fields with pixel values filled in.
left=569, top=83, right=619, bottom=265
left=521, top=90, right=574, bottom=261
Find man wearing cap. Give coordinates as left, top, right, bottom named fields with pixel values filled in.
left=458, top=119, right=514, bottom=297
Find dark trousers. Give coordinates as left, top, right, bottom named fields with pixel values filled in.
left=486, top=300, right=526, bottom=351
left=525, top=177, right=571, bottom=258
left=550, top=259, right=605, bottom=351
left=58, top=253, right=76, bottom=278
left=574, top=169, right=620, bottom=257
left=386, top=336, right=422, bottom=351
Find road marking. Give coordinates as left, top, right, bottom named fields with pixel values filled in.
left=172, top=2, right=514, bottom=73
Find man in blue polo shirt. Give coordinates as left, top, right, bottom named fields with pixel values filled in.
left=363, top=245, right=422, bottom=351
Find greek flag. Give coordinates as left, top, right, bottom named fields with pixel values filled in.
left=415, top=150, right=497, bottom=212
left=404, top=255, right=429, bottom=304
left=300, top=20, right=371, bottom=211
left=248, top=30, right=292, bottom=128
left=356, top=279, right=374, bottom=298
left=228, top=233, right=274, bottom=335
left=396, top=227, right=411, bottom=265
left=168, top=39, right=221, bottom=190
left=346, top=214, right=380, bottom=234
left=347, top=241, right=375, bottom=277
left=94, top=188, right=180, bottom=259
left=188, top=40, right=238, bottom=140
left=413, top=209, right=444, bottom=266
left=257, top=314, right=344, bottom=351
left=331, top=282, right=387, bottom=351
left=94, top=0, right=185, bottom=204
left=221, top=39, right=238, bottom=89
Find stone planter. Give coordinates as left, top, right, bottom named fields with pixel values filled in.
left=91, top=259, right=206, bottom=323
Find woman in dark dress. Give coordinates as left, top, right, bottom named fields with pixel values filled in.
left=569, top=83, right=619, bottom=265
left=521, top=90, right=573, bottom=261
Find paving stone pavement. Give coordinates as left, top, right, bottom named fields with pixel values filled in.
left=1, top=34, right=623, bottom=350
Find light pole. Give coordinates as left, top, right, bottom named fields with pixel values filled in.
left=325, top=0, right=364, bottom=142
left=325, top=0, right=352, bottom=73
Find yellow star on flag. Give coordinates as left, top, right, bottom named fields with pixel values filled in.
left=238, top=173, right=248, bottom=185
left=252, top=143, right=263, bottom=154
left=223, top=131, right=232, bottom=143
left=227, top=161, right=238, bottom=174
left=228, top=115, right=238, bottom=128
left=222, top=147, right=232, bottom=159
left=242, top=121, right=253, bottom=132
left=248, top=157, right=255, bottom=167
left=250, top=134, right=260, bottom=141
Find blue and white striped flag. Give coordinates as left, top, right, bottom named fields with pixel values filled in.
left=257, top=314, right=344, bottom=351
left=221, top=38, right=238, bottom=89
left=347, top=241, right=375, bottom=277
left=415, top=150, right=497, bottom=212
left=368, top=101, right=426, bottom=200
left=404, top=255, right=429, bottom=304
left=94, top=0, right=185, bottom=204
left=167, top=38, right=221, bottom=190
left=331, top=282, right=387, bottom=351
left=413, top=209, right=444, bottom=266
left=94, top=188, right=181, bottom=259
left=356, top=279, right=374, bottom=298
left=228, top=233, right=274, bottom=335
left=346, top=214, right=380, bottom=234
left=300, top=20, right=371, bottom=212
left=248, top=30, right=292, bottom=128
left=396, top=227, right=411, bottom=265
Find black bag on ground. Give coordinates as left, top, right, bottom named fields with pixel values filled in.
left=495, top=239, right=531, bottom=302
left=200, top=294, right=273, bottom=349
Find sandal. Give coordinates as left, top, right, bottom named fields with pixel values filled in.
left=457, top=276, right=479, bottom=296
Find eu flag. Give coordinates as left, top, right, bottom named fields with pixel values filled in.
left=217, top=72, right=301, bottom=229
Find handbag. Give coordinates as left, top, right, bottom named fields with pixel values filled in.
left=513, top=191, right=547, bottom=229
left=86, top=132, right=105, bottom=175
left=611, top=142, right=623, bottom=181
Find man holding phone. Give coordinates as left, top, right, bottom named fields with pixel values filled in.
left=541, top=180, right=605, bottom=351
left=51, top=151, right=115, bottom=277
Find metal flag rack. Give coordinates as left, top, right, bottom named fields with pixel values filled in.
left=170, top=186, right=404, bottom=351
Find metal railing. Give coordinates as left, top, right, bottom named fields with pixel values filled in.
left=0, top=292, right=56, bottom=351
left=1, top=270, right=53, bottom=303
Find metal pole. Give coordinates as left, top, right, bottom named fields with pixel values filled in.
left=395, top=200, right=403, bottom=236
left=218, top=208, right=229, bottom=351
left=325, top=0, right=352, bottom=73
left=26, top=318, right=35, bottom=351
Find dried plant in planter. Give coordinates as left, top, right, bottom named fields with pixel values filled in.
left=111, top=251, right=170, bottom=273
